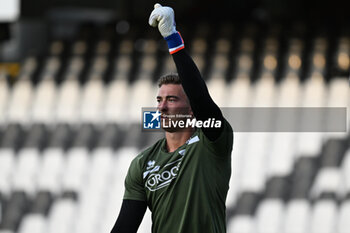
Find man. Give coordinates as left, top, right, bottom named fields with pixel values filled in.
left=111, top=3, right=233, bottom=233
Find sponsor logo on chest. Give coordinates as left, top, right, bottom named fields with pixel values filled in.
left=144, top=149, right=186, bottom=191
left=143, top=135, right=199, bottom=192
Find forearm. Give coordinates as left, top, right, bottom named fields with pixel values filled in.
left=110, top=200, right=147, bottom=233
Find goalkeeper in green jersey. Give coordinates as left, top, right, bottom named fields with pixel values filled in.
left=111, top=3, right=233, bottom=233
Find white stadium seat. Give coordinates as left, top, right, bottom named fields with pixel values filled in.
left=310, top=199, right=338, bottom=233
left=61, top=148, right=90, bottom=194
left=0, top=74, right=10, bottom=125
left=227, top=215, right=256, bottom=233
left=37, top=148, right=65, bottom=195
left=256, top=199, right=284, bottom=233
left=55, top=78, right=81, bottom=124
left=6, top=78, right=33, bottom=124
left=17, top=214, right=46, bottom=233
left=0, top=148, right=15, bottom=196
left=283, top=199, right=311, bottom=233
left=47, top=199, right=76, bottom=233
left=80, top=78, right=105, bottom=124
left=12, top=148, right=41, bottom=195
left=337, top=200, right=350, bottom=233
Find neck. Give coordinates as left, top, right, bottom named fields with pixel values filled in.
left=165, top=128, right=195, bottom=152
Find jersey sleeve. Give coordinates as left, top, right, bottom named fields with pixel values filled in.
left=123, top=157, right=146, bottom=201
left=200, top=118, right=234, bottom=157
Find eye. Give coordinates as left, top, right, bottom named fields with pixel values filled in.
left=168, top=98, right=176, bottom=102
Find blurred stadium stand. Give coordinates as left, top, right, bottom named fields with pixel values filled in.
left=0, top=0, right=349, bottom=233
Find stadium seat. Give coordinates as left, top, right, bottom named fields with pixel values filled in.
left=227, top=132, right=250, bottom=208
left=310, top=138, right=347, bottom=198
left=0, top=191, right=29, bottom=233
left=62, top=147, right=90, bottom=194
left=31, top=191, right=53, bottom=215
left=283, top=199, right=311, bottom=233
left=337, top=199, right=350, bottom=233
left=256, top=199, right=284, bottom=233
left=207, top=75, right=227, bottom=107
left=47, top=198, right=76, bottom=233
left=227, top=73, right=251, bottom=107
left=55, top=77, right=81, bottom=124
left=17, top=191, right=53, bottom=233
left=72, top=40, right=88, bottom=56
left=310, top=199, right=338, bottom=233
left=0, top=124, right=25, bottom=196
left=0, top=74, right=9, bottom=125
left=128, top=79, right=154, bottom=123
left=227, top=215, right=256, bottom=233
left=341, top=149, right=350, bottom=196
left=267, top=133, right=295, bottom=178
left=19, top=57, right=38, bottom=80
left=6, top=77, right=33, bottom=124
left=161, top=56, right=177, bottom=74
left=11, top=148, right=40, bottom=195
left=31, top=77, right=57, bottom=124
left=240, top=133, right=269, bottom=193
left=283, top=38, right=303, bottom=75
left=98, top=147, right=140, bottom=232
left=289, top=157, right=318, bottom=199
left=11, top=124, right=47, bottom=195
left=104, top=78, right=130, bottom=123
left=37, top=148, right=65, bottom=194
left=0, top=148, right=15, bottom=196
left=334, top=37, right=350, bottom=73
left=295, top=72, right=326, bottom=157
left=311, top=168, right=342, bottom=200
left=190, top=37, right=207, bottom=62
left=17, top=214, right=45, bottom=233
left=49, top=41, right=64, bottom=57
left=326, top=77, right=349, bottom=135
left=80, top=77, right=105, bottom=123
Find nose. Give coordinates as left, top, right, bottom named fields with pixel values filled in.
left=158, top=100, right=168, bottom=112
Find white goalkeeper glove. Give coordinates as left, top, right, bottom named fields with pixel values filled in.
left=149, top=3, right=176, bottom=37
left=149, top=3, right=184, bottom=54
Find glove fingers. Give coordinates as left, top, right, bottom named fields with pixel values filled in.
left=154, top=3, right=162, bottom=8
left=148, top=4, right=176, bottom=38
left=149, top=14, right=158, bottom=27
left=149, top=8, right=160, bottom=26
left=149, top=8, right=166, bottom=27
left=157, top=14, right=164, bottom=22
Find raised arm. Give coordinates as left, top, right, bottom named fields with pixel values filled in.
left=149, top=3, right=224, bottom=141
left=172, top=50, right=224, bottom=140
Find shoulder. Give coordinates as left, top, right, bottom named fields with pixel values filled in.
left=198, top=118, right=234, bottom=155
left=130, top=138, right=165, bottom=168
left=199, top=118, right=233, bottom=140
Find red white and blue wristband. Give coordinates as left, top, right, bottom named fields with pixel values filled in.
left=164, top=31, right=185, bottom=54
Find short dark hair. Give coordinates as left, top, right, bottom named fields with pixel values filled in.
left=157, top=73, right=181, bottom=87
